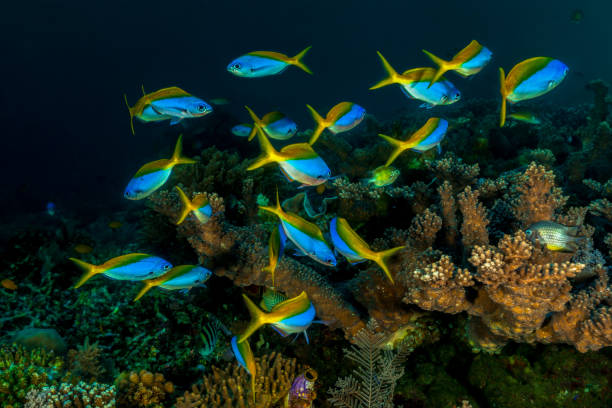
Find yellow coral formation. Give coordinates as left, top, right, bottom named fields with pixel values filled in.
left=117, top=369, right=174, bottom=407
left=175, top=352, right=298, bottom=408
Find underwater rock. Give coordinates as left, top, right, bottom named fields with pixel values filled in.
left=12, top=328, right=67, bottom=354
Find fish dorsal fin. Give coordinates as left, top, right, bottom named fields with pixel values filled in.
left=262, top=111, right=286, bottom=125
left=247, top=50, right=289, bottom=62
left=336, top=217, right=371, bottom=252
left=453, top=40, right=482, bottom=62
left=401, top=67, right=439, bottom=82
left=280, top=143, right=318, bottom=158
left=506, top=57, right=554, bottom=89
left=270, top=291, right=309, bottom=313
left=146, top=87, right=191, bottom=101
left=327, top=102, right=353, bottom=121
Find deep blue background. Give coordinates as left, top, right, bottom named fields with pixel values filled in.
left=1, top=0, right=609, bottom=218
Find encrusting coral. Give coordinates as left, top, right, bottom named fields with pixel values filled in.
left=175, top=352, right=298, bottom=408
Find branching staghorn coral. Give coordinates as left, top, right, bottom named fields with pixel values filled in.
left=24, top=382, right=116, bottom=408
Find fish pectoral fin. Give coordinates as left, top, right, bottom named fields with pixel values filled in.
left=149, top=104, right=164, bottom=115
left=437, top=144, right=442, bottom=154
left=170, top=118, right=183, bottom=125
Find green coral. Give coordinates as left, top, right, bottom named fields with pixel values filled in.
left=0, top=344, right=65, bottom=407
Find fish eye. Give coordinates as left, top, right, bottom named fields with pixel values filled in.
left=233, top=63, right=241, bottom=69
left=197, top=104, right=206, bottom=111
left=526, top=229, right=532, bottom=236
left=164, top=264, right=170, bottom=270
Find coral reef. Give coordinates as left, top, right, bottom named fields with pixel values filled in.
left=116, top=370, right=174, bottom=408
left=0, top=344, right=64, bottom=407
left=24, top=382, right=116, bottom=408
left=175, top=352, right=298, bottom=408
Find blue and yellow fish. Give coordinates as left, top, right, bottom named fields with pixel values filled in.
left=378, top=118, right=449, bottom=166
left=133, top=264, right=212, bottom=301
left=263, top=225, right=287, bottom=288
left=329, top=217, right=404, bottom=283
left=499, top=57, right=568, bottom=126
left=124, top=135, right=197, bottom=200
left=508, top=111, right=541, bottom=125
left=245, top=106, right=297, bottom=141
left=231, top=123, right=253, bottom=137
left=259, top=190, right=336, bottom=266
left=69, top=253, right=172, bottom=289
left=174, top=186, right=212, bottom=225
left=247, top=126, right=331, bottom=188
left=231, top=336, right=257, bottom=402
left=365, top=165, right=400, bottom=188
left=124, top=87, right=212, bottom=134
left=422, top=40, right=493, bottom=87
left=238, top=291, right=316, bottom=343
left=305, top=102, right=366, bottom=145
left=227, top=47, right=312, bottom=77
left=370, top=52, right=461, bottom=108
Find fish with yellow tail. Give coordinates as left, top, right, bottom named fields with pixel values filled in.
left=378, top=118, right=449, bottom=166
left=227, top=46, right=313, bottom=77
left=499, top=57, right=568, bottom=127
left=247, top=126, right=331, bottom=188
left=69, top=253, right=172, bottom=289
left=123, top=87, right=212, bottom=135
left=364, top=165, right=400, bottom=188
left=508, top=111, right=541, bottom=125
left=244, top=106, right=298, bottom=141
left=525, top=221, right=585, bottom=252
left=305, top=102, right=366, bottom=145
left=231, top=336, right=257, bottom=402
left=259, top=189, right=336, bottom=266
left=133, top=265, right=212, bottom=301
left=329, top=217, right=404, bottom=284
left=263, top=225, right=287, bottom=288
left=174, top=186, right=212, bottom=225
left=238, top=291, right=316, bottom=343
left=124, top=135, right=197, bottom=200
left=370, top=52, right=461, bottom=108
left=422, top=40, right=493, bottom=88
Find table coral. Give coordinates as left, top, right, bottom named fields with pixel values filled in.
left=175, top=352, right=298, bottom=408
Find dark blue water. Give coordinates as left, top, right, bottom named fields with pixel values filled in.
left=1, top=0, right=609, bottom=219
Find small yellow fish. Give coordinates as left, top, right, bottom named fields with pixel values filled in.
left=108, top=221, right=123, bottom=229
left=74, top=244, right=94, bottom=254
left=366, top=165, right=400, bottom=187
left=508, top=111, right=541, bottom=125
left=525, top=221, right=584, bottom=251
left=1, top=279, right=18, bottom=290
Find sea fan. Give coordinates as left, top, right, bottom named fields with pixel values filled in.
left=328, top=321, right=411, bottom=408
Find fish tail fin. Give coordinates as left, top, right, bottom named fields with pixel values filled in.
left=133, top=281, right=155, bottom=302
left=171, top=134, right=197, bottom=165
left=238, top=294, right=268, bottom=342
left=247, top=127, right=279, bottom=171
left=372, top=245, right=405, bottom=284
left=124, top=94, right=135, bottom=135
left=370, top=51, right=400, bottom=90
left=258, top=187, right=283, bottom=218
left=306, top=104, right=328, bottom=145
left=174, top=186, right=193, bottom=225
left=378, top=134, right=406, bottom=166
left=291, top=46, right=313, bottom=74
left=244, top=105, right=263, bottom=141
left=422, top=49, right=450, bottom=88
left=69, top=258, right=99, bottom=289
left=499, top=67, right=507, bottom=127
